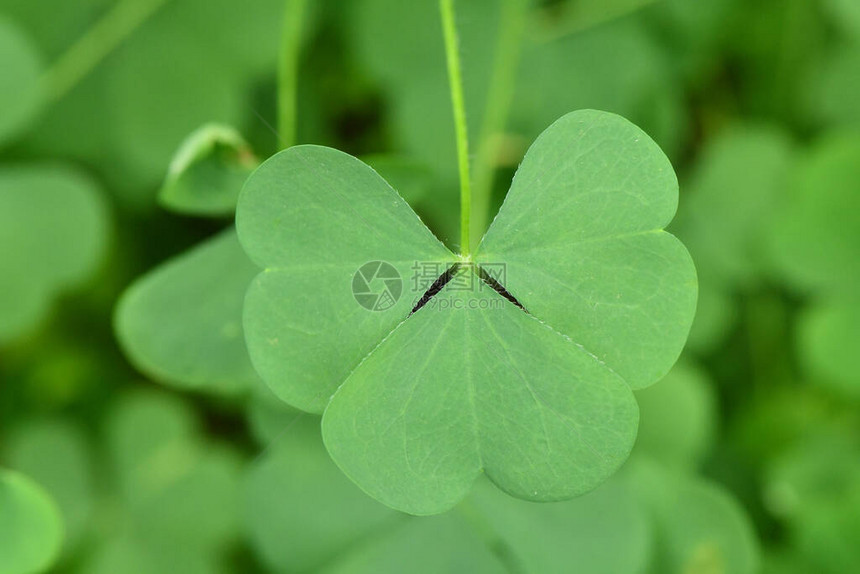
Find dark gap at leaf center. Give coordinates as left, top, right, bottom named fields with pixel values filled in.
left=410, top=263, right=462, bottom=314
left=408, top=263, right=528, bottom=315
left=476, top=265, right=527, bottom=312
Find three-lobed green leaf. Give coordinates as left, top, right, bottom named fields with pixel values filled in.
left=238, top=109, right=696, bottom=514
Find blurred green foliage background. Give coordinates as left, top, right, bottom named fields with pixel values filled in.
left=1, top=0, right=860, bottom=572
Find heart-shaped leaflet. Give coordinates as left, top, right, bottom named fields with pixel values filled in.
left=237, top=110, right=697, bottom=514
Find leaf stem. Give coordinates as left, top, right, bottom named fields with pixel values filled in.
left=41, top=0, right=172, bottom=103
left=471, top=0, right=530, bottom=251
left=439, top=0, right=473, bottom=258
left=278, top=0, right=307, bottom=150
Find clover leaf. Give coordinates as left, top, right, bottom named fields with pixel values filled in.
left=672, top=125, right=794, bottom=353
left=4, top=420, right=95, bottom=556
left=114, top=124, right=267, bottom=395
left=633, top=361, right=716, bottom=470
left=116, top=229, right=261, bottom=395
left=116, top=127, right=438, bottom=398
left=799, top=298, right=860, bottom=395
left=630, top=460, right=760, bottom=574
left=243, top=414, right=652, bottom=574
left=77, top=390, right=241, bottom=574
left=318, top=481, right=651, bottom=574
left=105, top=391, right=241, bottom=551
left=323, top=515, right=509, bottom=574
left=25, top=0, right=291, bottom=205
left=244, top=417, right=402, bottom=573
left=676, top=125, right=794, bottom=289
left=473, top=111, right=696, bottom=389
left=767, top=132, right=860, bottom=294
left=362, top=155, right=432, bottom=207
left=468, top=477, right=652, bottom=574
left=764, top=433, right=860, bottom=573
left=0, top=469, right=63, bottom=574
left=0, top=165, right=109, bottom=344
left=515, top=16, right=685, bottom=160
left=158, top=124, right=258, bottom=217
left=107, top=22, right=246, bottom=193
left=238, top=109, right=696, bottom=514
left=238, top=145, right=457, bottom=413
left=767, top=133, right=860, bottom=395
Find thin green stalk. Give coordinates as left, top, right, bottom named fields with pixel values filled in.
left=278, top=0, right=307, bottom=150
left=41, top=0, right=172, bottom=103
left=471, top=0, right=530, bottom=251
left=439, top=0, right=473, bottom=258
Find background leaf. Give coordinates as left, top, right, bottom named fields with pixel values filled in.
left=469, top=477, right=652, bottom=574
left=244, top=417, right=401, bottom=573
left=633, top=361, right=717, bottom=469
left=798, top=298, right=860, bottom=396
left=0, top=469, right=63, bottom=574
left=631, top=461, right=760, bottom=574
left=159, top=124, right=258, bottom=217
left=0, top=164, right=109, bottom=343
left=766, top=132, right=860, bottom=294
left=116, top=229, right=260, bottom=395
left=321, top=515, right=508, bottom=574
left=3, top=419, right=94, bottom=556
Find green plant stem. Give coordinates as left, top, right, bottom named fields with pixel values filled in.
left=41, top=0, right=172, bottom=103
left=439, top=0, right=473, bottom=258
left=471, top=0, right=530, bottom=251
left=278, top=0, right=306, bottom=150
